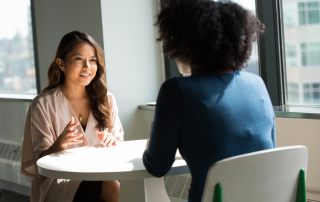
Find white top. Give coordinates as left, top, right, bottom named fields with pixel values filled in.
left=37, top=139, right=189, bottom=181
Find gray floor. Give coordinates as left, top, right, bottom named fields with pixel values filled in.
left=0, top=189, right=30, bottom=202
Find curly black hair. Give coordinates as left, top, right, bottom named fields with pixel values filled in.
left=156, top=0, right=265, bottom=73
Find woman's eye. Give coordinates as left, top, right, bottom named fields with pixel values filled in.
left=90, top=59, right=97, bottom=62
left=75, top=57, right=82, bottom=61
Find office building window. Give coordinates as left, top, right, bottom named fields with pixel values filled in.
left=301, top=42, right=320, bottom=66
left=0, top=1, right=37, bottom=97
left=298, top=2, right=320, bottom=25
left=285, top=44, right=298, bottom=66
left=283, top=2, right=298, bottom=27
left=303, top=83, right=320, bottom=103
left=287, top=83, right=300, bottom=104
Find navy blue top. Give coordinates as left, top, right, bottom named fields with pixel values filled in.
left=143, top=71, right=275, bottom=202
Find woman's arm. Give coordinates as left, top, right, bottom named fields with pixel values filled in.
left=143, top=78, right=184, bottom=177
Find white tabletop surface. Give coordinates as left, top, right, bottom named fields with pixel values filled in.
left=37, top=139, right=189, bottom=181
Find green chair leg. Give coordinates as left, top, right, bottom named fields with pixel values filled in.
left=296, top=169, right=306, bottom=202
left=213, top=184, right=222, bottom=202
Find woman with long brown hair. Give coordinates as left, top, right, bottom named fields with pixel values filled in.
left=21, top=31, right=122, bottom=202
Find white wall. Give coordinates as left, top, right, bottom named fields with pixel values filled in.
left=276, top=117, right=320, bottom=199
left=101, top=0, right=163, bottom=141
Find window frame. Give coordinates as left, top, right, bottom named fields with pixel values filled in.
left=0, top=0, right=40, bottom=100
left=256, top=0, right=287, bottom=106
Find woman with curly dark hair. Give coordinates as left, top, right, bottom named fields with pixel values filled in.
left=143, top=0, right=275, bottom=201
left=21, top=31, right=122, bottom=202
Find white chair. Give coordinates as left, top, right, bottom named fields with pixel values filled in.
left=201, top=146, right=308, bottom=202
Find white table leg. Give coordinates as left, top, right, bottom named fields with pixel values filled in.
left=119, top=177, right=171, bottom=202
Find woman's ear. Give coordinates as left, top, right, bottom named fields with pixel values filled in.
left=56, top=58, right=64, bottom=71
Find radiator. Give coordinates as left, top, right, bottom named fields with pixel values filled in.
left=0, top=139, right=31, bottom=188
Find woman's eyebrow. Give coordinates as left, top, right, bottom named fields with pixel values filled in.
left=72, top=54, right=96, bottom=58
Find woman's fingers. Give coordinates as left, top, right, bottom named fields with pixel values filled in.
left=108, top=138, right=115, bottom=147
left=67, top=117, right=75, bottom=126
left=95, top=131, right=117, bottom=147
left=95, top=130, right=102, bottom=140
left=68, top=129, right=78, bottom=136
left=104, top=134, right=112, bottom=145
left=67, top=122, right=79, bottom=132
left=70, top=133, right=83, bottom=144
left=102, top=134, right=110, bottom=145
left=70, top=117, right=74, bottom=125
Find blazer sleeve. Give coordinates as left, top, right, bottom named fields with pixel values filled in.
left=143, top=78, right=184, bottom=177
left=21, top=100, right=55, bottom=178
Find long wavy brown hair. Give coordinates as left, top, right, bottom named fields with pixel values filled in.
left=42, top=31, right=112, bottom=131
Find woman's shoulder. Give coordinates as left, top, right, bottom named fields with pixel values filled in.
left=238, top=71, right=263, bottom=82
left=30, top=86, right=60, bottom=111
left=106, top=91, right=118, bottom=108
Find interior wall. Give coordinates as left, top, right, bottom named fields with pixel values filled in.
left=276, top=117, right=320, bottom=194
left=100, top=0, right=163, bottom=141
left=0, top=100, right=31, bottom=142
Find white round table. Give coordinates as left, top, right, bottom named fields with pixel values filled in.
left=37, top=139, right=189, bottom=202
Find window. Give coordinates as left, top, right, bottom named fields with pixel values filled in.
left=301, top=42, right=320, bottom=66
left=0, top=1, right=37, bottom=97
left=283, top=2, right=298, bottom=27
left=285, top=44, right=298, bottom=66
left=298, top=2, right=320, bottom=25
left=282, top=0, right=320, bottom=105
left=287, top=83, right=300, bottom=104
left=303, top=83, right=320, bottom=103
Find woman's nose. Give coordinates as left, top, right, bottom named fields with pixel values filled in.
left=83, top=60, right=91, bottom=69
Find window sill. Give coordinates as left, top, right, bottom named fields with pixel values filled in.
left=0, top=94, right=36, bottom=101
left=139, top=105, right=320, bottom=120
left=273, top=106, right=320, bottom=120
left=138, top=105, right=155, bottom=111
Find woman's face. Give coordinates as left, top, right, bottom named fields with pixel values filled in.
left=57, top=42, right=97, bottom=87
left=175, top=58, right=192, bottom=75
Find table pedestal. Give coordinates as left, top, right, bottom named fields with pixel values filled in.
left=119, top=177, right=170, bottom=202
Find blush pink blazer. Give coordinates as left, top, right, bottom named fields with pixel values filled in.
left=21, top=86, right=124, bottom=202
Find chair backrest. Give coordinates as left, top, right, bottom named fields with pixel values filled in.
left=201, top=146, right=308, bottom=202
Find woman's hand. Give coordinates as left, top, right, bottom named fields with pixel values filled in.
left=39, top=117, right=83, bottom=158
left=54, top=117, right=83, bottom=150
left=95, top=130, right=117, bottom=147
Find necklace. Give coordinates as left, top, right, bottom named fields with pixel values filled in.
left=70, top=98, right=88, bottom=122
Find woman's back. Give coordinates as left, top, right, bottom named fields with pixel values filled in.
left=143, top=70, right=275, bottom=202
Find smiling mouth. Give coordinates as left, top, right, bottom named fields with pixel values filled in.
left=80, top=73, right=91, bottom=77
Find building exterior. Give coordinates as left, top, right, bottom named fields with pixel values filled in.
left=283, top=0, right=320, bottom=104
